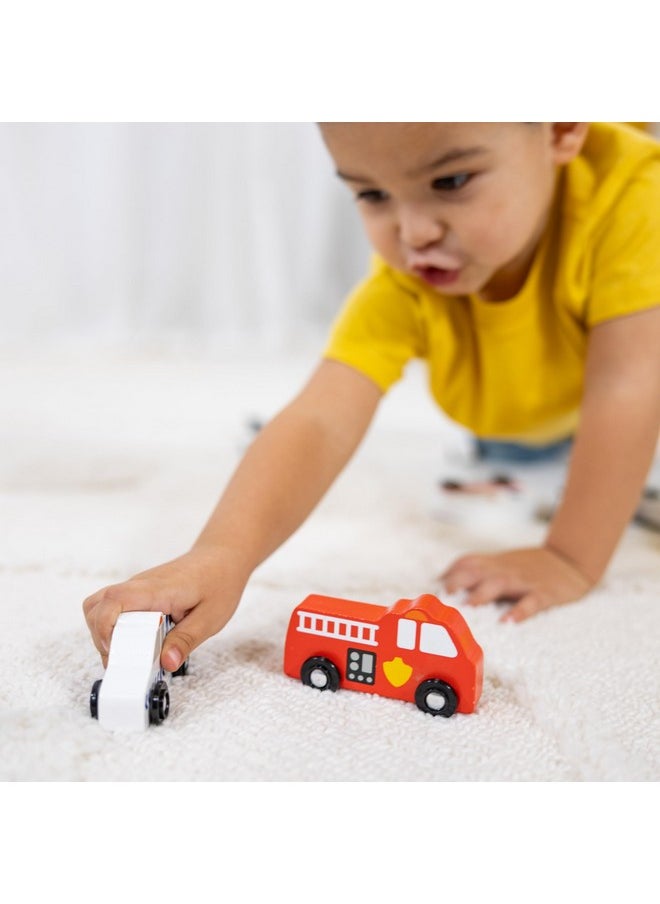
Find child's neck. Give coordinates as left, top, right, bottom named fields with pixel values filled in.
left=478, top=170, right=560, bottom=303
left=478, top=247, right=538, bottom=302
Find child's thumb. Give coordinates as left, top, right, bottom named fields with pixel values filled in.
left=161, top=610, right=209, bottom=671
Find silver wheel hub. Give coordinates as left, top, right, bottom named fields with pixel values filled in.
left=310, top=668, right=328, bottom=688
left=426, top=691, right=447, bottom=711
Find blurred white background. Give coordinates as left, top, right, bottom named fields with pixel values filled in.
left=0, top=123, right=370, bottom=351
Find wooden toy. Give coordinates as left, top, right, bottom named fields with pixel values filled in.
left=284, top=593, right=483, bottom=716
left=89, top=611, right=188, bottom=731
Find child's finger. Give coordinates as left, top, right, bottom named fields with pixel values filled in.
left=84, top=583, right=162, bottom=657
left=441, top=555, right=484, bottom=592
left=500, top=592, right=545, bottom=623
left=161, top=602, right=229, bottom=671
left=83, top=591, right=123, bottom=657
left=82, top=592, right=110, bottom=657
left=464, top=576, right=511, bottom=607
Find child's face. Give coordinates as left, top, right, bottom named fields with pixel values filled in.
left=321, top=122, right=586, bottom=300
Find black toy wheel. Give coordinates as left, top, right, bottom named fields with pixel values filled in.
left=149, top=680, right=170, bottom=724
left=415, top=679, right=458, bottom=717
left=172, top=658, right=189, bottom=677
left=301, top=656, right=340, bottom=692
left=90, top=679, right=102, bottom=719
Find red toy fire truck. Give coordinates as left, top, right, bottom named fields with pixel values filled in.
left=283, top=592, right=483, bottom=716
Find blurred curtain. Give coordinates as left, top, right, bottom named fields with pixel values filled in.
left=0, top=123, right=370, bottom=349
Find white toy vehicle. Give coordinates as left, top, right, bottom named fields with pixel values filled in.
left=89, top=611, right=188, bottom=731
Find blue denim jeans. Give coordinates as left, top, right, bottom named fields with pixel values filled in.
left=474, top=436, right=573, bottom=465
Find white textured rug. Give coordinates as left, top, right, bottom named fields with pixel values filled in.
left=2, top=343, right=659, bottom=781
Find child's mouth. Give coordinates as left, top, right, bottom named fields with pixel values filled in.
left=414, top=265, right=462, bottom=288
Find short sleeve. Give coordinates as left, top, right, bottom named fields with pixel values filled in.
left=323, top=257, right=427, bottom=392
left=588, top=161, right=660, bottom=327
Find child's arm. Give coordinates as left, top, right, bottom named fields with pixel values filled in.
left=83, top=359, right=382, bottom=669
left=442, top=305, right=660, bottom=622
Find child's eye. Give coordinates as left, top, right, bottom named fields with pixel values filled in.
left=355, top=189, right=388, bottom=204
left=431, top=173, right=472, bottom=192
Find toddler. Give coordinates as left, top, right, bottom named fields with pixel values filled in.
left=84, top=123, right=660, bottom=672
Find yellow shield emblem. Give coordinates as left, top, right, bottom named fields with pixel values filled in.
left=383, top=656, right=413, bottom=688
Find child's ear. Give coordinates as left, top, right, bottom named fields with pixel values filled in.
left=550, top=123, right=589, bottom=164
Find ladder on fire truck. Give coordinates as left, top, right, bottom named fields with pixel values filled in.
left=295, top=610, right=379, bottom=647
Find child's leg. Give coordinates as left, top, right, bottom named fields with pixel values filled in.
left=434, top=435, right=574, bottom=527
left=474, top=436, right=573, bottom=465
left=466, top=435, right=660, bottom=530
left=635, top=440, right=660, bottom=530
left=635, top=487, right=660, bottom=530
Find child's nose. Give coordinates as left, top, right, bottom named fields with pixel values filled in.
left=398, top=205, right=445, bottom=250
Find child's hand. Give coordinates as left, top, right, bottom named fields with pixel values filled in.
left=441, top=545, right=593, bottom=623
left=83, top=548, right=244, bottom=670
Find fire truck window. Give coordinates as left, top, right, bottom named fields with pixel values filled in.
left=397, top=618, right=417, bottom=650
left=419, top=624, right=458, bottom=658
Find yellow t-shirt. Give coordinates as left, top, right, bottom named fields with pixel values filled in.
left=324, top=122, right=660, bottom=443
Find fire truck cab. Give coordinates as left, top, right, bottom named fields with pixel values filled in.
left=283, top=593, right=483, bottom=716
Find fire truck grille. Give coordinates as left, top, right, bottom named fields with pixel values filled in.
left=346, top=648, right=376, bottom=684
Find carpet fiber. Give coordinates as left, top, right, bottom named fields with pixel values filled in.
left=2, top=344, right=659, bottom=781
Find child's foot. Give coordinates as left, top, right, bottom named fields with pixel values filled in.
left=440, top=474, right=523, bottom=497
left=526, top=478, right=660, bottom=531
left=432, top=469, right=537, bottom=528
left=634, top=486, right=660, bottom=531
left=237, top=415, right=264, bottom=454
left=433, top=445, right=568, bottom=528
